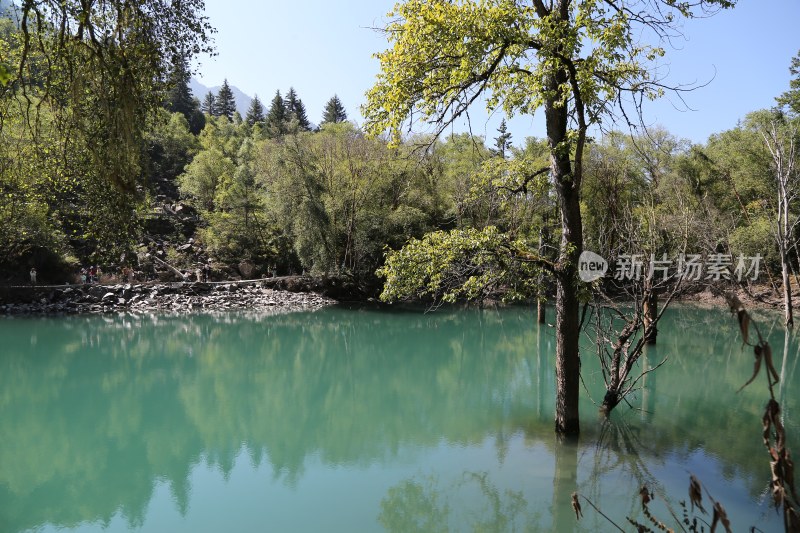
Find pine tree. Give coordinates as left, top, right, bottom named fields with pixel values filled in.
left=285, top=87, right=311, bottom=131
left=216, top=79, right=237, bottom=120
left=245, top=94, right=265, bottom=126
left=265, top=90, right=287, bottom=137
left=165, top=56, right=194, bottom=118
left=321, top=95, right=347, bottom=125
left=186, top=98, right=206, bottom=135
left=164, top=56, right=205, bottom=134
left=493, top=119, right=512, bottom=158
left=778, top=51, right=800, bottom=114
left=201, top=92, right=216, bottom=116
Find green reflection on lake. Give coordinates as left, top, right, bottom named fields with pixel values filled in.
left=0, top=305, right=797, bottom=532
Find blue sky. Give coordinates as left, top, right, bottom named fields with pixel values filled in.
left=195, top=0, right=799, bottom=144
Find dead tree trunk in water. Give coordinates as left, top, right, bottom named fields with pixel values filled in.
left=600, top=319, right=638, bottom=414
left=537, top=226, right=547, bottom=324
left=755, top=112, right=797, bottom=328
left=596, top=283, right=677, bottom=416
left=537, top=298, right=547, bottom=324
left=643, top=283, right=658, bottom=344
left=781, top=247, right=795, bottom=328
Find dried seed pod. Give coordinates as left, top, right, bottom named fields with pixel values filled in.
left=763, top=343, right=780, bottom=384
left=738, top=346, right=764, bottom=393
left=689, top=475, right=705, bottom=514
left=737, top=309, right=750, bottom=344
left=571, top=492, right=582, bottom=520
left=639, top=485, right=652, bottom=508
left=711, top=501, right=732, bottom=533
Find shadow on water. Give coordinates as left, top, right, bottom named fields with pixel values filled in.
left=0, top=304, right=797, bottom=531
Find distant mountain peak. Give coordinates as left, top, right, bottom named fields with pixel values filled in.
left=189, top=78, right=253, bottom=117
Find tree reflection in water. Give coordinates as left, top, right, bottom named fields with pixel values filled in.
left=0, top=305, right=796, bottom=532
left=379, top=472, right=539, bottom=533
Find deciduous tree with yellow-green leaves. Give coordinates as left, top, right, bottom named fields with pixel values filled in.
left=364, top=0, right=735, bottom=436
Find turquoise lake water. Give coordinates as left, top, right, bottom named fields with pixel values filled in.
left=0, top=304, right=796, bottom=532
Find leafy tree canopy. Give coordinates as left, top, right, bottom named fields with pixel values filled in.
left=2, top=0, right=215, bottom=190
left=363, top=0, right=735, bottom=148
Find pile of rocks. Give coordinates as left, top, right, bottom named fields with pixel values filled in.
left=0, top=281, right=336, bottom=316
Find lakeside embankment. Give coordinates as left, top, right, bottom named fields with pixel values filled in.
left=0, top=276, right=341, bottom=316
left=0, top=275, right=788, bottom=317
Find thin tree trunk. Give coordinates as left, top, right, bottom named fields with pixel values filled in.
left=782, top=252, right=794, bottom=328
left=792, top=240, right=800, bottom=290
left=537, top=226, right=547, bottom=324
left=643, top=284, right=658, bottom=344
left=779, top=157, right=794, bottom=328
left=536, top=322, right=546, bottom=417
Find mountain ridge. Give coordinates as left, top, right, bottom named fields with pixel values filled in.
left=189, top=78, right=253, bottom=117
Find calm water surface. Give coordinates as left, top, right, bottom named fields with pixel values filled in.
left=1, top=304, right=798, bottom=532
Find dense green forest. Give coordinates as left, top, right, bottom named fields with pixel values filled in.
left=0, top=0, right=798, bottom=307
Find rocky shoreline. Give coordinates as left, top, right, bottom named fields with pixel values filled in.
left=0, top=277, right=338, bottom=316
left=0, top=275, right=788, bottom=318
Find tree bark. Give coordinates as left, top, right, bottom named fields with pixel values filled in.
left=554, top=206, right=581, bottom=435
left=782, top=252, right=794, bottom=328
left=643, top=285, right=658, bottom=344
left=552, top=147, right=582, bottom=436
left=537, top=227, right=547, bottom=324
left=545, top=57, right=583, bottom=436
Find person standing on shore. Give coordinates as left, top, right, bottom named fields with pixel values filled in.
left=29, top=267, right=37, bottom=286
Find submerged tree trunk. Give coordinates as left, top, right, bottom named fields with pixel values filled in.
left=782, top=252, right=794, bottom=328
left=780, top=190, right=794, bottom=328
left=551, top=135, right=582, bottom=436
left=545, top=52, right=584, bottom=436
left=643, top=286, right=658, bottom=344
left=599, top=318, right=639, bottom=416
left=554, top=200, right=582, bottom=435
left=538, top=227, right=547, bottom=324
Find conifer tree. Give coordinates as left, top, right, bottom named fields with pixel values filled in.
left=265, top=90, right=287, bottom=137
left=492, top=119, right=512, bottom=159
left=185, top=98, right=206, bottom=135
left=778, top=50, right=800, bottom=114
left=321, top=95, right=347, bottom=125
left=165, top=56, right=205, bottom=134
left=165, top=56, right=194, bottom=118
left=216, top=79, right=237, bottom=120
left=201, top=92, right=217, bottom=116
left=285, top=87, right=311, bottom=131
left=245, top=94, right=265, bottom=126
